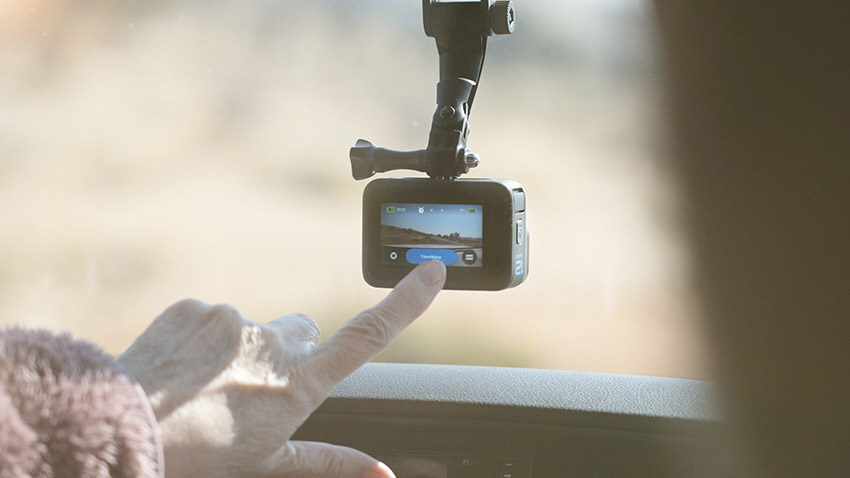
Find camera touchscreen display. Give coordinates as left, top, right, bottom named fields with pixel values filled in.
left=380, top=203, right=483, bottom=267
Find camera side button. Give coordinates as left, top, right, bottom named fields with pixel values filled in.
left=512, top=188, right=526, bottom=212
left=516, top=218, right=524, bottom=245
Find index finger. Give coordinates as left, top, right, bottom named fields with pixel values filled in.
left=305, top=260, right=446, bottom=392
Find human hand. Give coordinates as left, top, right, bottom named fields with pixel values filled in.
left=116, top=260, right=446, bottom=478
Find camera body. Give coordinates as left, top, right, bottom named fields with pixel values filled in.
left=353, top=1, right=524, bottom=291
left=363, top=178, right=527, bottom=290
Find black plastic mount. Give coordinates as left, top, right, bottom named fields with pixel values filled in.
left=350, top=0, right=515, bottom=180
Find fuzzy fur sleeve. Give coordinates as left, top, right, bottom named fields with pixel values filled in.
left=0, top=328, right=164, bottom=478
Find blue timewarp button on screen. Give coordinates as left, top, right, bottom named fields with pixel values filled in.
left=406, top=248, right=458, bottom=266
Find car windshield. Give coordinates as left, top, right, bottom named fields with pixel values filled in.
left=0, top=0, right=707, bottom=379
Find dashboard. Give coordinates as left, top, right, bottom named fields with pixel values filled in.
left=293, top=363, right=726, bottom=477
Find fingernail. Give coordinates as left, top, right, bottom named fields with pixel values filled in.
left=365, top=462, right=395, bottom=478
left=418, top=259, right=446, bottom=287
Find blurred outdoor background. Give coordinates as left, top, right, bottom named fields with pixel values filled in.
left=0, top=0, right=710, bottom=379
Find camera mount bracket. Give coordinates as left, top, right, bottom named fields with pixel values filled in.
left=350, top=0, right=515, bottom=180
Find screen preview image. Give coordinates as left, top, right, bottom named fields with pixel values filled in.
left=380, top=203, right=483, bottom=267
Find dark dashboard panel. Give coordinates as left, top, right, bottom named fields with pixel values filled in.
left=293, top=363, right=728, bottom=477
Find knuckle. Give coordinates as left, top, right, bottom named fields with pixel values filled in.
left=266, top=314, right=323, bottom=350
left=206, top=303, right=245, bottom=328
left=240, top=322, right=265, bottom=350
left=325, top=449, right=347, bottom=475
left=289, top=313, right=322, bottom=340
left=376, top=295, right=419, bottom=330
left=345, top=309, right=395, bottom=349
left=276, top=442, right=301, bottom=469
left=395, top=286, right=429, bottom=316
left=156, top=298, right=208, bottom=322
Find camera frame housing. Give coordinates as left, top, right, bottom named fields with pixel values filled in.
left=363, top=178, right=527, bottom=290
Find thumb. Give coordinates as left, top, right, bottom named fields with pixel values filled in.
left=261, top=441, right=395, bottom=478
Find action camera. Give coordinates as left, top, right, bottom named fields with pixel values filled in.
left=362, top=178, right=527, bottom=290
left=350, top=0, right=525, bottom=291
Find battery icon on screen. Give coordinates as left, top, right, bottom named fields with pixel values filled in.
left=469, top=208, right=476, bottom=213
left=387, top=206, right=397, bottom=213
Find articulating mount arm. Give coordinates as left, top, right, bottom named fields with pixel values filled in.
left=350, top=0, right=515, bottom=180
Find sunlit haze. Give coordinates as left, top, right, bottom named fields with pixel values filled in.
left=0, top=0, right=708, bottom=378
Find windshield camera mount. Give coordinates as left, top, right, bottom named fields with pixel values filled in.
left=350, top=0, right=515, bottom=180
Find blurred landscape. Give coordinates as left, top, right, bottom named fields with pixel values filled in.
left=382, top=225, right=481, bottom=249
left=0, top=0, right=710, bottom=378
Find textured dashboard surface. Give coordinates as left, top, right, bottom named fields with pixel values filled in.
left=296, top=364, right=728, bottom=477
left=325, top=363, right=719, bottom=422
